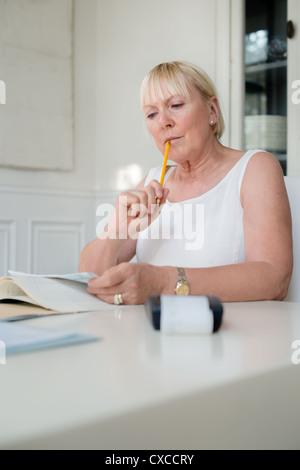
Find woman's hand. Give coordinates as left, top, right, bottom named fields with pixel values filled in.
left=100, top=180, right=169, bottom=241
left=87, top=262, right=171, bottom=305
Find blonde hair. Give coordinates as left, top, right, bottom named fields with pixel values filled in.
left=140, top=61, right=225, bottom=140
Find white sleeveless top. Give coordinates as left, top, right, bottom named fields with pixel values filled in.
left=136, top=149, right=264, bottom=267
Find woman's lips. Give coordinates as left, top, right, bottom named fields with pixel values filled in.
left=165, top=136, right=182, bottom=144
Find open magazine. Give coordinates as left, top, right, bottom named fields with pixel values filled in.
left=0, top=270, right=115, bottom=316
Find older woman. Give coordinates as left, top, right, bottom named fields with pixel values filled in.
left=79, top=61, right=293, bottom=304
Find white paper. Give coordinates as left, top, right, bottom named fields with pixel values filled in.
left=0, top=322, right=98, bottom=355
left=1, top=272, right=113, bottom=313
left=8, top=271, right=97, bottom=284
left=160, top=296, right=213, bottom=334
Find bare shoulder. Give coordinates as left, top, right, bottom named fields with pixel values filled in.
left=245, top=150, right=283, bottom=172
left=240, top=151, right=286, bottom=206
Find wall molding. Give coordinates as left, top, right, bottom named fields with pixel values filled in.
left=0, top=219, right=17, bottom=274
left=29, top=219, right=85, bottom=274
left=0, top=183, right=118, bottom=202
left=0, top=185, right=119, bottom=275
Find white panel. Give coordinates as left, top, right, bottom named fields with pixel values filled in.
left=30, top=221, right=85, bottom=275
left=287, top=0, right=300, bottom=176
left=284, top=176, right=300, bottom=302
left=0, top=220, right=16, bottom=276
left=0, top=105, right=73, bottom=170
left=0, top=0, right=73, bottom=170
left=229, top=0, right=245, bottom=150
left=0, top=184, right=99, bottom=273
left=215, top=0, right=231, bottom=148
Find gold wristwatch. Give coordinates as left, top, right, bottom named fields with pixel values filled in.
left=174, top=267, right=190, bottom=295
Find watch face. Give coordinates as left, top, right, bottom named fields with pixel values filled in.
left=176, top=283, right=190, bottom=295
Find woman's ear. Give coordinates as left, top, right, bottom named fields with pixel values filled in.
left=209, top=96, right=219, bottom=123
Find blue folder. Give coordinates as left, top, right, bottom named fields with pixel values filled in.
left=0, top=322, right=99, bottom=356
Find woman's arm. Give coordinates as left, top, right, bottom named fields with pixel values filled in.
left=78, top=236, right=137, bottom=276
left=78, top=176, right=169, bottom=275
left=87, top=152, right=293, bottom=303
left=164, top=151, right=293, bottom=301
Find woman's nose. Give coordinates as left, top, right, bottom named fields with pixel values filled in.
left=159, top=111, right=174, bottom=128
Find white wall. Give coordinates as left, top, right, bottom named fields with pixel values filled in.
left=287, top=0, right=300, bottom=175
left=93, top=0, right=219, bottom=192
left=0, top=0, right=98, bottom=192
left=0, top=0, right=99, bottom=275
left=0, top=0, right=224, bottom=193
left=0, top=0, right=231, bottom=275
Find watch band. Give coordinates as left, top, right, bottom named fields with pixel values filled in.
left=178, top=267, right=187, bottom=283
left=175, top=267, right=190, bottom=295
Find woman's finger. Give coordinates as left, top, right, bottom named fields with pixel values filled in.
left=87, top=264, right=127, bottom=292
left=148, top=179, right=164, bottom=200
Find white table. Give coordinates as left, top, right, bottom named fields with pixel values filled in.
left=0, top=300, right=300, bottom=450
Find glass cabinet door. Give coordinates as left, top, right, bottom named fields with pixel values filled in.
left=244, top=0, right=287, bottom=174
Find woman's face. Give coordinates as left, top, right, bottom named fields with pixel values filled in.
left=143, top=83, right=218, bottom=163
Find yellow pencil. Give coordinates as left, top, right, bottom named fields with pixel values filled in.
left=157, top=140, right=170, bottom=204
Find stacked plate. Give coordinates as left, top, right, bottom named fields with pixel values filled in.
left=244, top=115, right=287, bottom=153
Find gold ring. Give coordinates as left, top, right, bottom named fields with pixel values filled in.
left=114, top=294, right=123, bottom=305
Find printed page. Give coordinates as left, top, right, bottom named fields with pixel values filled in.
left=2, top=276, right=114, bottom=313
left=0, top=279, right=40, bottom=305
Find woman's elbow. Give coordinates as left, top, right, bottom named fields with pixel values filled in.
left=78, top=244, right=93, bottom=272
left=78, top=249, right=87, bottom=272
left=272, top=285, right=289, bottom=301
left=270, top=264, right=293, bottom=301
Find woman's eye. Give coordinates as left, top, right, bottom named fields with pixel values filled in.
left=171, top=103, right=183, bottom=109
left=147, top=112, right=157, bottom=119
